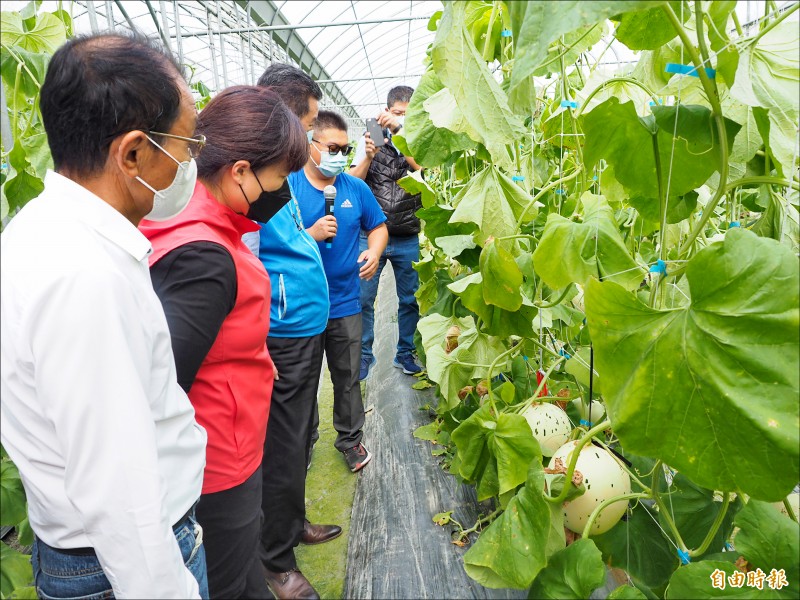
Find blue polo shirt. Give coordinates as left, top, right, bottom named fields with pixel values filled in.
left=290, top=170, right=386, bottom=319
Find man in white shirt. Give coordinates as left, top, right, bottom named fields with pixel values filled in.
left=1, top=32, right=208, bottom=599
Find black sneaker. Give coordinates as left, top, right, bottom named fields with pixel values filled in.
left=342, top=443, right=372, bottom=472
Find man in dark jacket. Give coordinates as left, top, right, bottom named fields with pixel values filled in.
left=350, top=86, right=422, bottom=380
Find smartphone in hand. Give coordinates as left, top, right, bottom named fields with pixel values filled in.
left=365, top=118, right=386, bottom=147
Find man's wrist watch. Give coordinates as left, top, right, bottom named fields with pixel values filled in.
left=391, top=124, right=402, bottom=134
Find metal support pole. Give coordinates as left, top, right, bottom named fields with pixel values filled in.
left=246, top=3, right=256, bottom=84
left=233, top=2, right=250, bottom=84
left=86, top=0, right=100, bottom=33
left=215, top=1, right=229, bottom=87
left=105, top=0, right=114, bottom=29
left=316, top=74, right=425, bottom=83
left=158, top=0, right=173, bottom=51
left=170, top=14, right=431, bottom=38
left=172, top=0, right=184, bottom=65
left=206, top=5, right=221, bottom=90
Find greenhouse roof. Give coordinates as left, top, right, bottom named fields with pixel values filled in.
left=3, top=0, right=794, bottom=137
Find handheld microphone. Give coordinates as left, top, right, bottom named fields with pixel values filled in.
left=324, top=185, right=336, bottom=248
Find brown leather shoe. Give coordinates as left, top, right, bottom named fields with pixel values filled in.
left=264, top=568, right=319, bottom=600
left=300, top=520, right=342, bottom=545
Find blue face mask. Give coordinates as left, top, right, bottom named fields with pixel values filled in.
left=307, top=129, right=314, bottom=143
left=313, top=150, right=349, bottom=178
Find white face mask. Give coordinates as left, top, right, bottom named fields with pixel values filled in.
left=136, top=135, right=197, bottom=221
left=396, top=116, right=405, bottom=128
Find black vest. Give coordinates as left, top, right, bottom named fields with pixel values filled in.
left=364, top=143, right=421, bottom=236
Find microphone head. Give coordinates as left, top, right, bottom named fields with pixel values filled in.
left=323, top=185, right=337, bottom=200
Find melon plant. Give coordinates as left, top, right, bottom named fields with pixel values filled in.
left=412, top=1, right=799, bottom=597
left=521, top=402, right=572, bottom=456
left=548, top=441, right=631, bottom=535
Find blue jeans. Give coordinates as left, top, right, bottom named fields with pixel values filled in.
left=32, top=510, right=209, bottom=599
left=359, top=233, right=420, bottom=362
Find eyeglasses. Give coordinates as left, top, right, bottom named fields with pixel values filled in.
left=311, top=139, right=353, bottom=156
left=148, top=130, right=207, bottom=159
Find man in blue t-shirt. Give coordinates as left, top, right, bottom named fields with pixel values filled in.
left=291, top=110, right=388, bottom=474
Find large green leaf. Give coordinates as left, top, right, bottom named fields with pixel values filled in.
left=425, top=321, right=509, bottom=408
left=528, top=538, right=607, bottom=599
left=463, top=460, right=556, bottom=588
left=594, top=503, right=679, bottom=593
left=431, top=2, right=525, bottom=169
left=614, top=1, right=685, bottom=51
left=575, top=71, right=653, bottom=117
left=734, top=500, right=800, bottom=591
left=731, top=20, right=799, bottom=176
left=581, top=99, right=741, bottom=199
left=0, top=11, right=66, bottom=54
left=416, top=204, right=476, bottom=242
left=658, top=473, right=740, bottom=559
left=448, top=272, right=539, bottom=338
left=533, top=193, right=644, bottom=291
left=532, top=23, right=606, bottom=77
left=404, top=69, right=476, bottom=167
left=585, top=229, right=800, bottom=500
left=506, top=1, right=663, bottom=94
left=451, top=404, right=539, bottom=501
left=3, top=170, right=44, bottom=214
left=0, top=46, right=49, bottom=101
left=665, top=562, right=761, bottom=599
left=608, top=586, right=647, bottom=599
left=707, top=1, right=739, bottom=85
left=0, top=542, right=32, bottom=598
left=397, top=169, right=435, bottom=208
left=450, top=166, right=537, bottom=245
left=417, top=312, right=475, bottom=358
left=0, top=460, right=26, bottom=526
left=479, top=238, right=523, bottom=311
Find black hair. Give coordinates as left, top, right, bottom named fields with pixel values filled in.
left=313, top=110, right=348, bottom=133
left=257, top=63, right=322, bottom=119
left=40, top=31, right=185, bottom=178
left=387, top=86, right=414, bottom=109
left=196, top=86, right=308, bottom=184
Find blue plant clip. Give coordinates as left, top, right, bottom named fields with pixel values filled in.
left=555, top=188, right=566, bottom=195
left=522, top=355, right=529, bottom=361
left=649, top=260, right=667, bottom=276
left=560, top=100, right=578, bottom=109
left=648, top=99, right=664, bottom=106
left=512, top=175, right=525, bottom=182
left=665, top=63, right=716, bottom=79
left=677, top=549, right=691, bottom=565
left=580, top=419, right=592, bottom=427
left=728, top=221, right=740, bottom=228
left=500, top=29, right=512, bottom=37
left=558, top=349, right=571, bottom=360
left=592, top=175, right=598, bottom=181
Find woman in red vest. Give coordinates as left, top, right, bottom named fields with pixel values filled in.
left=140, top=86, right=308, bottom=599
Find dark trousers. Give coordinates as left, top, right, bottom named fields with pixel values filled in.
left=312, top=313, right=365, bottom=452
left=196, top=467, right=271, bottom=599
left=259, top=333, right=325, bottom=572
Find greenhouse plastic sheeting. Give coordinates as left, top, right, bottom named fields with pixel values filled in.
left=344, top=265, right=526, bottom=600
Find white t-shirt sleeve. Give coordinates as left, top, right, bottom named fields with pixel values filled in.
left=351, top=134, right=367, bottom=168
left=242, top=227, right=260, bottom=256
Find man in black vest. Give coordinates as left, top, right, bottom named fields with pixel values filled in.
left=350, top=86, right=422, bottom=380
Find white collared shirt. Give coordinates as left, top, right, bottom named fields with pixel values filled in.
left=1, top=171, right=207, bottom=599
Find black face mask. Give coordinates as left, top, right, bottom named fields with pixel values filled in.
left=240, top=174, right=292, bottom=224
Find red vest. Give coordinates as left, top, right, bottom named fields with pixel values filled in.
left=140, top=182, right=273, bottom=494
